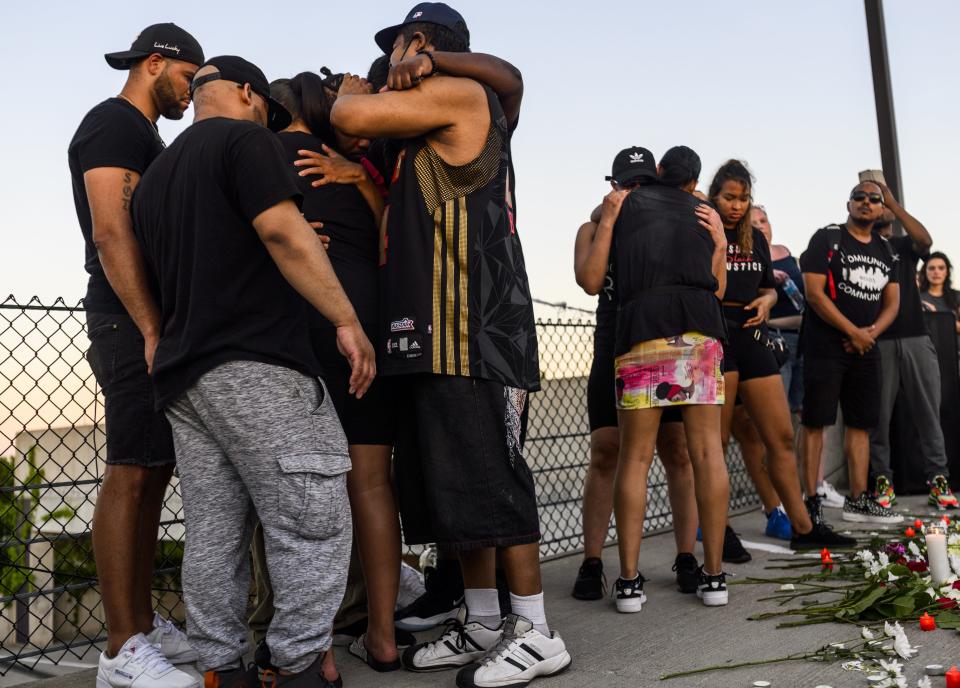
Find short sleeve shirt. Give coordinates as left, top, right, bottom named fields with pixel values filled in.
left=132, top=117, right=315, bottom=409
left=68, top=98, right=165, bottom=313
left=880, top=235, right=928, bottom=340
left=723, top=227, right=776, bottom=306
left=799, top=224, right=899, bottom=357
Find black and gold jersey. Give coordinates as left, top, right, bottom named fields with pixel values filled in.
left=378, top=86, right=540, bottom=391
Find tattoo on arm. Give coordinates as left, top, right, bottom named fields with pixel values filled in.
left=121, top=171, right=133, bottom=212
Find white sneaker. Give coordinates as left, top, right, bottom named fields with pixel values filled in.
left=455, top=614, right=571, bottom=688
left=696, top=568, right=729, bottom=607
left=817, top=481, right=845, bottom=509
left=401, top=607, right=501, bottom=672
left=613, top=575, right=646, bottom=613
left=96, top=634, right=199, bottom=688
left=145, top=614, right=198, bottom=665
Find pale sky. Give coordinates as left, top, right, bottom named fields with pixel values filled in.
left=1, top=0, right=957, bottom=317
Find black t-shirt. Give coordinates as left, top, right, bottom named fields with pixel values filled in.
left=132, top=118, right=317, bottom=409
left=68, top=98, right=165, bottom=313
left=799, top=224, right=899, bottom=357
left=613, top=185, right=725, bottom=356
left=880, top=235, right=928, bottom=340
left=724, top=227, right=775, bottom=306
left=277, top=131, right=378, bottom=328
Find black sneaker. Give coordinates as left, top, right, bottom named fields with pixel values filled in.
left=790, top=521, right=857, bottom=550
left=571, top=557, right=606, bottom=600
left=696, top=567, right=728, bottom=606
left=841, top=493, right=904, bottom=525
left=395, top=558, right=464, bottom=631
left=613, top=574, right=646, bottom=613
left=805, top=494, right=824, bottom=526
left=672, top=553, right=699, bottom=593
left=722, top=526, right=751, bottom=564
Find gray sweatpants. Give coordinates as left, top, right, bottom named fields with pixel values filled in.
left=869, top=336, right=950, bottom=481
left=165, top=360, right=352, bottom=673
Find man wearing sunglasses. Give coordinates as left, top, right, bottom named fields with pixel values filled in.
left=868, top=185, right=957, bottom=511
left=798, top=181, right=902, bottom=527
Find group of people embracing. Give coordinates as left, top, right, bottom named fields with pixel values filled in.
left=572, top=145, right=957, bottom=613
left=72, top=4, right=574, bottom=688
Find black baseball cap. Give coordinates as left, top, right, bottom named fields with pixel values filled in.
left=105, top=23, right=204, bottom=70
left=374, top=2, right=470, bottom=54
left=191, top=56, right=292, bottom=132
left=605, top=147, right=657, bottom=186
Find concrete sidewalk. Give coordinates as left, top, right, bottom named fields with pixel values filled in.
left=18, top=497, right=960, bottom=688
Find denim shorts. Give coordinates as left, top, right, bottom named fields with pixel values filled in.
left=86, top=311, right=175, bottom=467
left=393, top=375, right=541, bottom=551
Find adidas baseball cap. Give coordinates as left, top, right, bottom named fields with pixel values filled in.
left=606, top=147, right=657, bottom=186
left=374, top=3, right=470, bottom=53
left=105, top=23, right=204, bottom=70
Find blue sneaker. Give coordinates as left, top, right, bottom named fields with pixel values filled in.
left=764, top=506, right=792, bottom=540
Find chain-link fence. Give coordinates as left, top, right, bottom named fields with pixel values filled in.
left=0, top=296, right=757, bottom=673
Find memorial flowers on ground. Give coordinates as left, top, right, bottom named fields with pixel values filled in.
left=660, top=517, right=960, bottom=681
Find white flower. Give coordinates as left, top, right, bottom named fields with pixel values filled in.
left=892, top=632, right=917, bottom=660
left=779, top=583, right=795, bottom=591
left=918, top=676, right=932, bottom=688
left=879, top=658, right=904, bottom=675
left=876, top=679, right=907, bottom=688
left=908, top=541, right=922, bottom=558
left=861, top=627, right=875, bottom=640
left=944, top=587, right=960, bottom=601
left=884, top=621, right=903, bottom=638
left=878, top=552, right=891, bottom=567
left=950, top=553, right=960, bottom=575
left=857, top=549, right=876, bottom=563
left=887, top=570, right=900, bottom=582
left=868, top=560, right=885, bottom=577
left=948, top=532, right=959, bottom=546
left=841, top=659, right=864, bottom=671
left=926, top=587, right=938, bottom=599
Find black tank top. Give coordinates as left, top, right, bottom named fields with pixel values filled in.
left=378, top=85, right=539, bottom=391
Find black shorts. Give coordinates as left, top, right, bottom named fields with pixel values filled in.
left=85, top=312, right=176, bottom=467
left=394, top=375, right=541, bottom=551
left=587, top=348, right=618, bottom=431
left=587, top=348, right=682, bottom=429
left=801, top=354, right=881, bottom=429
left=722, top=319, right=781, bottom=382
left=311, top=325, right=397, bottom=445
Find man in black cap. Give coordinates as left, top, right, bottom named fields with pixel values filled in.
left=331, top=5, right=571, bottom=687
left=132, top=55, right=375, bottom=688
left=68, top=22, right=204, bottom=688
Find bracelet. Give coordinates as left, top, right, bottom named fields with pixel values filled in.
left=417, top=50, right=438, bottom=78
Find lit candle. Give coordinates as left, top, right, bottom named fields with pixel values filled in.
left=946, top=665, right=960, bottom=688
left=926, top=524, right=950, bottom=586
left=919, top=612, right=936, bottom=631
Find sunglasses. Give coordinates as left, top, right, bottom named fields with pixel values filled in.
left=850, top=191, right=883, bottom=204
